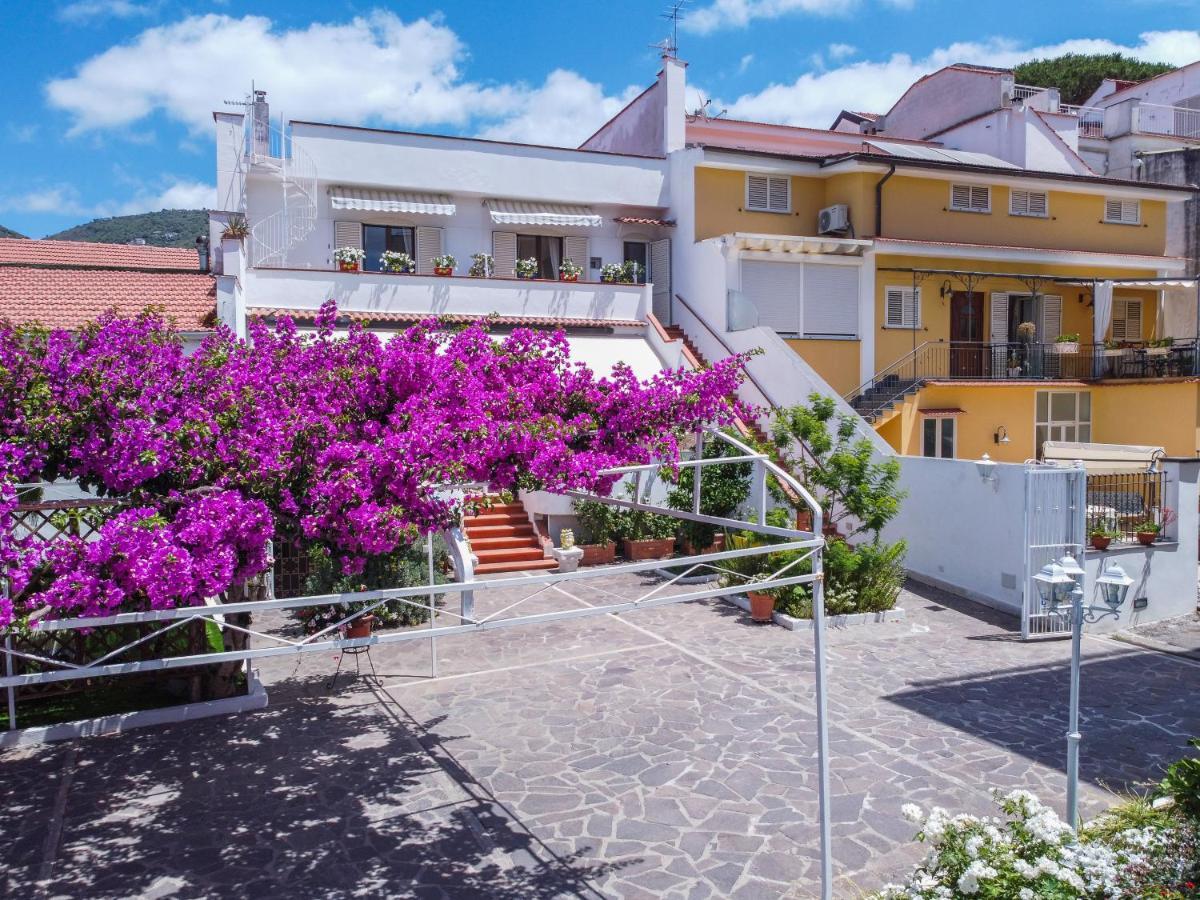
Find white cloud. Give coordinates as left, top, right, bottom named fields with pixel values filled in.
left=827, top=43, right=857, bottom=61
left=0, top=185, right=91, bottom=217
left=0, top=178, right=214, bottom=220
left=684, top=0, right=894, bottom=34
left=6, top=124, right=38, bottom=143
left=58, top=1, right=157, bottom=24
left=716, top=30, right=1200, bottom=128
left=738, top=53, right=755, bottom=74
left=45, top=11, right=640, bottom=148
left=114, top=179, right=215, bottom=214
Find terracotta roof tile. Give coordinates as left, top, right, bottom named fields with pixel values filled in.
left=0, top=267, right=216, bottom=330
left=0, top=238, right=200, bottom=271
left=248, top=307, right=645, bottom=330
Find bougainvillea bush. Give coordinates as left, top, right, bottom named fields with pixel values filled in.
left=0, top=302, right=744, bottom=631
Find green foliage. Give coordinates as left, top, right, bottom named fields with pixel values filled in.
left=1083, top=794, right=1178, bottom=843
left=573, top=498, right=621, bottom=545
left=666, top=431, right=752, bottom=549
left=1160, top=738, right=1200, bottom=822
left=575, top=487, right=677, bottom=543
left=616, top=495, right=678, bottom=541
left=825, top=538, right=907, bottom=613
left=772, top=393, right=904, bottom=539
left=46, top=209, right=208, bottom=248
left=0, top=224, right=27, bottom=239
left=1013, top=53, right=1173, bottom=105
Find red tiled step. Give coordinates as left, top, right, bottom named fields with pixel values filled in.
left=475, top=546, right=547, bottom=563
left=465, top=523, right=534, bottom=538
left=468, top=535, right=537, bottom=550
left=475, top=557, right=559, bottom=575
left=464, top=512, right=525, bottom=526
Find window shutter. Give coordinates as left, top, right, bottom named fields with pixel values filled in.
left=746, top=175, right=789, bottom=212
left=990, top=294, right=1009, bottom=342
left=885, top=286, right=918, bottom=328
left=971, top=186, right=989, bottom=210
left=951, top=184, right=989, bottom=211
left=650, top=239, right=671, bottom=322
left=1112, top=298, right=1142, bottom=341
left=1040, top=295, right=1062, bottom=341
left=802, top=264, right=858, bottom=337
left=950, top=185, right=971, bottom=210
left=768, top=176, right=790, bottom=212
left=492, top=231, right=517, bottom=279
left=564, top=236, right=589, bottom=274
left=416, top=226, right=443, bottom=275
left=1105, top=198, right=1139, bottom=224
left=1027, top=191, right=1048, bottom=217
left=741, top=260, right=801, bottom=333
left=1010, top=189, right=1047, bottom=217
left=747, top=175, right=769, bottom=210
left=334, top=221, right=362, bottom=252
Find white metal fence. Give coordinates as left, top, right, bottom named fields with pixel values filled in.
left=1022, top=463, right=1086, bottom=639
left=1136, top=103, right=1200, bottom=139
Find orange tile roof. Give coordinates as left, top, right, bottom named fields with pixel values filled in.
left=0, top=237, right=200, bottom=271
left=248, top=307, right=645, bottom=330
left=0, top=267, right=216, bottom=330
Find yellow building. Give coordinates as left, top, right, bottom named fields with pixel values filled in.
left=677, top=117, right=1196, bottom=462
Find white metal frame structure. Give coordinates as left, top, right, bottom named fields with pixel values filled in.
left=0, top=428, right=837, bottom=900
left=1022, top=461, right=1087, bottom=639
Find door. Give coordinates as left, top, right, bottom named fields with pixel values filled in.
left=950, top=291, right=984, bottom=376
left=623, top=241, right=649, bottom=284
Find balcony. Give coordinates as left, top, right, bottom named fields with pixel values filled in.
left=1134, top=102, right=1200, bottom=139
left=239, top=267, right=653, bottom=326
left=1060, top=104, right=1105, bottom=138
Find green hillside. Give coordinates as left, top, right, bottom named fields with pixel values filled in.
left=0, top=224, right=27, bottom=239
left=46, top=209, right=208, bottom=249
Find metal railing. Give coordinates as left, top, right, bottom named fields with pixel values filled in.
left=1012, top=83, right=1051, bottom=102
left=245, top=120, right=320, bottom=269
left=1135, top=102, right=1200, bottom=139
left=1060, top=104, right=1105, bottom=138
left=1086, top=469, right=1165, bottom=544
left=1093, top=340, right=1200, bottom=379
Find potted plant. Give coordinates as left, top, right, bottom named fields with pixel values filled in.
left=573, top=499, right=619, bottom=565
left=380, top=250, right=415, bottom=274
left=221, top=216, right=249, bottom=239
left=334, top=246, right=365, bottom=272
left=468, top=252, right=494, bottom=278
left=514, top=257, right=539, bottom=280
left=1134, top=520, right=1160, bottom=546
left=720, top=529, right=786, bottom=624
left=1017, top=321, right=1037, bottom=344
left=1147, top=337, right=1173, bottom=356
left=600, top=262, right=624, bottom=283
left=344, top=612, right=376, bottom=639
left=621, top=260, right=645, bottom=284
left=618, top=502, right=677, bottom=561
left=1054, top=332, right=1080, bottom=354
left=1089, top=524, right=1117, bottom=551
left=1006, top=353, right=1022, bottom=377
left=559, top=258, right=583, bottom=282
left=432, top=254, right=456, bottom=276
left=1101, top=338, right=1125, bottom=357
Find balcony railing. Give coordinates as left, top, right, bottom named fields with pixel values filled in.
left=1086, top=469, right=1165, bottom=544
left=1060, top=104, right=1105, bottom=138
left=1135, top=102, right=1200, bottom=139
left=1011, top=83, right=1051, bottom=102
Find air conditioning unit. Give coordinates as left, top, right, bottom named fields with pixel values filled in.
left=818, top=204, right=850, bottom=235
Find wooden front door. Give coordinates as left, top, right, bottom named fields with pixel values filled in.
left=950, top=291, right=985, bottom=376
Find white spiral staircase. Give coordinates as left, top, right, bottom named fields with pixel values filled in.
left=242, top=120, right=319, bottom=269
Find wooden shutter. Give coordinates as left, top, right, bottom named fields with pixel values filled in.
left=741, top=260, right=801, bottom=333
left=416, top=226, right=443, bottom=275
left=1010, top=189, right=1047, bottom=217
left=564, top=236, right=589, bottom=274
left=802, top=263, right=858, bottom=337
left=492, top=231, right=517, bottom=279
left=1111, top=298, right=1143, bottom=341
left=885, top=286, right=918, bottom=328
left=1105, top=198, right=1140, bottom=224
left=650, top=239, right=671, bottom=322
left=1040, top=295, right=1062, bottom=341
left=334, top=221, right=362, bottom=251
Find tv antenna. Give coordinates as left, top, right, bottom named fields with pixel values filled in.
left=688, top=94, right=726, bottom=120
left=653, top=0, right=687, bottom=58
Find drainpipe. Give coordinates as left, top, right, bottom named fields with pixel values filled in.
left=874, top=163, right=896, bottom=237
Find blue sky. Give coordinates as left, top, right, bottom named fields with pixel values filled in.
left=3, top=1, right=1198, bottom=237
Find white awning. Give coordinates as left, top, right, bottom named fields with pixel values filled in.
left=1110, top=279, right=1197, bottom=289
left=726, top=232, right=871, bottom=257
left=330, top=187, right=456, bottom=215
left=485, top=199, right=602, bottom=228
left=1043, top=441, right=1164, bottom=474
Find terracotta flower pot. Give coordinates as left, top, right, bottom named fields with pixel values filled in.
left=338, top=261, right=358, bottom=272
left=560, top=273, right=579, bottom=282
left=748, top=590, right=776, bottom=623
left=682, top=534, right=725, bottom=556
left=1090, top=535, right=1111, bottom=551
left=622, top=538, right=675, bottom=561
left=580, top=543, right=616, bottom=566
left=434, top=266, right=453, bottom=276
left=796, top=510, right=814, bottom=532
left=1137, top=531, right=1157, bottom=546
left=344, top=614, right=376, bottom=639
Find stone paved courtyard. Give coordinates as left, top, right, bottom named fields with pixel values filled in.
left=2, top=574, right=1199, bottom=899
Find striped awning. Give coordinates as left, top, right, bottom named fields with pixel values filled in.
left=485, top=199, right=602, bottom=228
left=330, top=187, right=455, bottom=216
left=918, top=408, right=965, bottom=418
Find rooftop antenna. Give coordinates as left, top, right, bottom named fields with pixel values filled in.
left=653, top=0, right=686, bottom=58
left=688, top=94, right=726, bottom=120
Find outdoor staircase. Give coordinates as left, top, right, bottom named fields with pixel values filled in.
left=846, top=374, right=924, bottom=423
left=464, top=498, right=557, bottom=575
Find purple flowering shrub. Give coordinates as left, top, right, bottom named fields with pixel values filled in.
left=0, top=302, right=745, bottom=630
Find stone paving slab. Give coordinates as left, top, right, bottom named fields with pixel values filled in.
left=2, top=576, right=1198, bottom=899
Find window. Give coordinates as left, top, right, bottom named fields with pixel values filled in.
left=1035, top=390, right=1091, bottom=457
left=1009, top=189, right=1048, bottom=218
left=1110, top=297, right=1143, bottom=342
left=746, top=174, right=790, bottom=213
left=1104, top=198, right=1140, bottom=225
left=922, top=417, right=956, bottom=459
left=515, top=234, right=563, bottom=279
left=623, top=241, right=649, bottom=284
left=949, top=184, right=991, bottom=213
left=362, top=225, right=415, bottom=272
left=884, top=286, right=920, bottom=328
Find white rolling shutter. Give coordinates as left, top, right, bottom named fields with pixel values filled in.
left=1040, top=295, right=1062, bottom=341
left=802, top=263, right=858, bottom=337
left=416, top=226, right=443, bottom=275
left=564, top=236, right=589, bottom=273
left=1111, top=298, right=1143, bottom=341
left=334, top=221, right=362, bottom=252
left=741, top=260, right=801, bottom=333
left=492, top=231, right=517, bottom=279
left=885, top=286, right=919, bottom=328
left=650, top=239, right=671, bottom=322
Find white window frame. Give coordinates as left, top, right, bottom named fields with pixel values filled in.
left=949, top=183, right=991, bottom=213
left=1103, top=198, right=1141, bottom=225
left=921, top=416, right=957, bottom=459
left=745, top=174, right=791, bottom=214
left=884, top=285, right=921, bottom=329
left=1009, top=188, right=1049, bottom=218
left=1035, top=390, right=1092, bottom=456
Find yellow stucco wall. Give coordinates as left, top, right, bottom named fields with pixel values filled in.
left=873, top=253, right=1160, bottom=372
left=784, top=338, right=861, bottom=395
left=878, top=380, right=1200, bottom=462
left=694, top=168, right=825, bottom=242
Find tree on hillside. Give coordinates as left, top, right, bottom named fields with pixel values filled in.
left=1013, top=53, right=1174, bottom=106
left=0, top=225, right=26, bottom=239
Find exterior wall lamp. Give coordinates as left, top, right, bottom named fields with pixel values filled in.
left=1096, top=561, right=1134, bottom=610
left=994, top=425, right=1010, bottom=445
left=975, top=452, right=997, bottom=481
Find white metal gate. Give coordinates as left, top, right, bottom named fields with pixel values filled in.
left=1022, top=462, right=1086, bottom=639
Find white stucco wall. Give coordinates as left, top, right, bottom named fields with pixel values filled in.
left=881, top=68, right=1010, bottom=141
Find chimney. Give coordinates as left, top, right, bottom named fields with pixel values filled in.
left=252, top=90, right=269, bottom=157
left=195, top=235, right=210, bottom=273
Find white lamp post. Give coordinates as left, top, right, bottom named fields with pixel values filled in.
left=1034, top=556, right=1132, bottom=828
